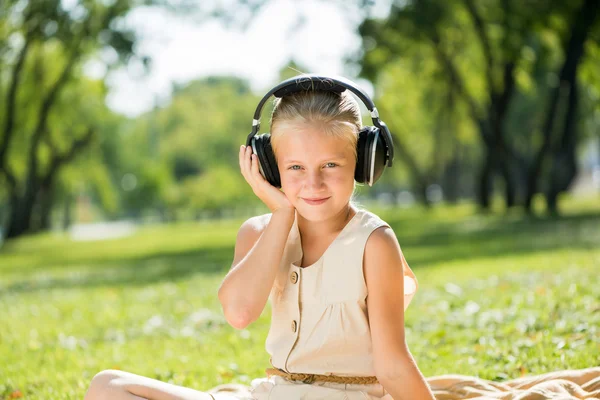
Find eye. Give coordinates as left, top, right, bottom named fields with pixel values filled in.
left=289, top=165, right=302, bottom=170
left=325, top=162, right=337, bottom=168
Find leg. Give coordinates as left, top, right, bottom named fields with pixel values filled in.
left=84, top=369, right=216, bottom=400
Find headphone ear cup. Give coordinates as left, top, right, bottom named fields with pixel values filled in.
left=370, top=130, right=387, bottom=185
left=253, top=133, right=281, bottom=188
left=355, top=126, right=387, bottom=186
left=355, top=127, right=369, bottom=184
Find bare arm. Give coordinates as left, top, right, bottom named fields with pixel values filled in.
left=218, top=208, right=295, bottom=329
left=364, top=226, right=434, bottom=400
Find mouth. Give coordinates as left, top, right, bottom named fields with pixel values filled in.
left=302, top=197, right=330, bottom=205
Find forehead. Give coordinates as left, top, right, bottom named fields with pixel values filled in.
left=275, top=126, right=353, bottom=160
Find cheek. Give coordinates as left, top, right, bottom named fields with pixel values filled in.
left=331, top=168, right=355, bottom=186
left=280, top=174, right=301, bottom=193
left=332, top=171, right=352, bottom=184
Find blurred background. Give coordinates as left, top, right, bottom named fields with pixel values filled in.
left=0, top=0, right=598, bottom=240
left=0, top=0, right=599, bottom=399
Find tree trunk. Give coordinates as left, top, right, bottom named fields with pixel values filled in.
left=524, top=82, right=568, bottom=212
left=547, top=81, right=579, bottom=215
left=412, top=181, right=432, bottom=207
left=5, top=175, right=38, bottom=239
left=525, top=0, right=599, bottom=213
left=3, top=125, right=94, bottom=240
left=494, top=62, right=518, bottom=209
left=547, top=151, right=577, bottom=215
left=37, top=184, right=55, bottom=232
left=441, top=158, right=461, bottom=203
left=62, top=193, right=73, bottom=231
left=499, top=156, right=516, bottom=208
left=477, top=148, right=495, bottom=210
left=5, top=199, right=31, bottom=238
left=5, top=193, right=24, bottom=238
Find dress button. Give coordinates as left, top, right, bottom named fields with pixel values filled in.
left=291, top=320, right=297, bottom=333
left=290, top=271, right=298, bottom=284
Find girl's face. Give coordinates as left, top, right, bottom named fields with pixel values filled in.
left=274, top=124, right=356, bottom=221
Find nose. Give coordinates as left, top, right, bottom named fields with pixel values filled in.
left=305, top=169, right=325, bottom=190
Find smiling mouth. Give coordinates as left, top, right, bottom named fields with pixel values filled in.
left=302, top=197, right=330, bottom=205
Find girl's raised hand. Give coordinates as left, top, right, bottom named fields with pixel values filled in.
left=239, top=145, right=295, bottom=214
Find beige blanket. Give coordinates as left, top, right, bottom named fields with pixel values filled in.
left=426, top=367, right=600, bottom=399
left=207, top=367, right=600, bottom=399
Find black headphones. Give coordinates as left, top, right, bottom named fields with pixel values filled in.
left=245, top=74, right=394, bottom=188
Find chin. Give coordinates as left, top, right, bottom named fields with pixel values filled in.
left=297, top=211, right=326, bottom=221
left=297, top=204, right=340, bottom=221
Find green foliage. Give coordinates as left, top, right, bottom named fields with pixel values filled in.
left=181, top=165, right=254, bottom=212
left=117, top=76, right=263, bottom=217
left=0, top=0, right=154, bottom=237
left=4, top=0, right=600, bottom=231
left=355, top=0, right=600, bottom=205
left=120, top=160, right=172, bottom=213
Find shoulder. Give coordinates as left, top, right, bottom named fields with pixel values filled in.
left=358, top=208, right=390, bottom=229
left=363, top=224, right=400, bottom=268
left=362, top=222, right=418, bottom=305
left=363, top=223, right=410, bottom=297
left=231, top=213, right=272, bottom=267
left=237, top=213, right=272, bottom=237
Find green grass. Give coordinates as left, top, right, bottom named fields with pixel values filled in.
left=1, top=195, right=599, bottom=399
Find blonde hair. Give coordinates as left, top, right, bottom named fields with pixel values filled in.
left=269, top=90, right=362, bottom=162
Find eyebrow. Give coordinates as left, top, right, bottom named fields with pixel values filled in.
left=283, top=155, right=348, bottom=163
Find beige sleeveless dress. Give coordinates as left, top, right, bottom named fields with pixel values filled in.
left=246, top=207, right=418, bottom=400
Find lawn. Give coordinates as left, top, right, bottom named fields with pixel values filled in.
left=1, top=196, right=599, bottom=399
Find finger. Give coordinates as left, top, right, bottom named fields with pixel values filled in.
left=242, top=147, right=256, bottom=189
left=251, top=153, right=264, bottom=183
left=245, top=146, right=257, bottom=187
left=239, top=145, right=250, bottom=182
left=238, top=145, right=245, bottom=173
left=243, top=146, right=253, bottom=177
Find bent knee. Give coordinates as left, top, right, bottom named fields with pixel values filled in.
left=85, top=369, right=130, bottom=400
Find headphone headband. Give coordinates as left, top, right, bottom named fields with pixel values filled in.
left=246, top=74, right=394, bottom=167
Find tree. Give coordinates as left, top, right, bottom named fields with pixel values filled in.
left=524, top=0, right=600, bottom=213
left=0, top=0, right=275, bottom=239
left=117, top=76, right=262, bottom=219
left=356, top=0, right=599, bottom=213
left=0, top=0, right=143, bottom=239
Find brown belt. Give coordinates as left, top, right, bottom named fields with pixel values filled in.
left=265, top=368, right=380, bottom=385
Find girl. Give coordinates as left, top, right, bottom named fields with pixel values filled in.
left=219, top=81, right=431, bottom=400
left=83, top=76, right=429, bottom=400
